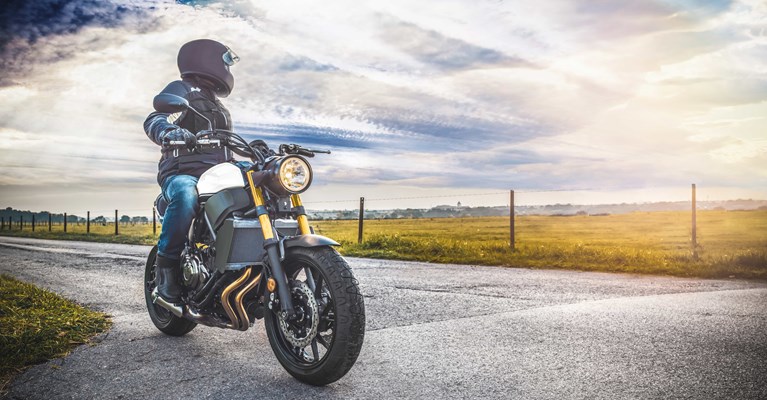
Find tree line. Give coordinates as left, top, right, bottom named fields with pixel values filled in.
left=0, top=207, right=149, bottom=224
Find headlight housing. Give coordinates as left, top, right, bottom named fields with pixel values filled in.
left=271, top=156, right=312, bottom=194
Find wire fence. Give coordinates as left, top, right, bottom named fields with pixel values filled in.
left=2, top=184, right=755, bottom=258
left=0, top=208, right=158, bottom=236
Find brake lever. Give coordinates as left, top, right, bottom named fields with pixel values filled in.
left=279, top=143, right=330, bottom=157
left=297, top=149, right=315, bottom=158
left=307, top=148, right=331, bottom=154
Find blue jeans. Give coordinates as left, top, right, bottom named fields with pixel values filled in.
left=158, top=175, right=199, bottom=260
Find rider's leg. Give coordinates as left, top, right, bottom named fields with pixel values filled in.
left=156, top=174, right=199, bottom=303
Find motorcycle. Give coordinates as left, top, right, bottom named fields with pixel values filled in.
left=144, top=93, right=365, bottom=385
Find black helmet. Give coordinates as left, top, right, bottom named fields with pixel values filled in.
left=177, top=39, right=239, bottom=98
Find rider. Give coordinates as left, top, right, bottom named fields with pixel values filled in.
left=144, top=39, right=239, bottom=305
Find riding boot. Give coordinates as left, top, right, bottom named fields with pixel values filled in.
left=156, top=255, right=182, bottom=304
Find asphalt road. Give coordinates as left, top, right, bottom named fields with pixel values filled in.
left=1, top=236, right=766, bottom=399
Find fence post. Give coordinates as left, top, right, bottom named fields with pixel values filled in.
left=87, top=211, right=90, bottom=234
left=32, top=214, right=35, bottom=232
left=115, top=209, right=118, bottom=235
left=691, top=183, right=697, bottom=257
left=152, top=207, right=157, bottom=236
left=510, top=190, right=515, bottom=251
left=48, top=213, right=52, bottom=231
left=1, top=217, right=3, bottom=230
left=358, top=197, right=365, bottom=244
left=20, top=216, right=24, bottom=231
left=64, top=213, right=67, bottom=232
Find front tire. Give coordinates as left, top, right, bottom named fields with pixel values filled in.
left=144, top=246, right=196, bottom=336
left=265, top=246, right=365, bottom=386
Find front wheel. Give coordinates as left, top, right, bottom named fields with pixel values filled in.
left=144, top=246, right=196, bottom=336
left=264, top=246, right=365, bottom=386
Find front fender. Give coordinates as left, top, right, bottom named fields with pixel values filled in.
left=282, top=234, right=339, bottom=249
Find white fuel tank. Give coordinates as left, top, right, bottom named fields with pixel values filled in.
left=197, top=163, right=246, bottom=196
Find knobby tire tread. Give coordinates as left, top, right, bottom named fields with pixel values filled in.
left=267, top=246, right=365, bottom=386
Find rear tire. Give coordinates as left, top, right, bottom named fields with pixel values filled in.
left=144, top=246, right=197, bottom=336
left=265, top=246, right=365, bottom=386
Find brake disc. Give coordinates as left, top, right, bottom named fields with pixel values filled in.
left=278, top=281, right=319, bottom=348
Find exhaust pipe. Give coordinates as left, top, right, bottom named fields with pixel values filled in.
left=234, top=272, right=262, bottom=330
left=152, top=287, right=232, bottom=329
left=151, top=288, right=183, bottom=318
left=221, top=267, right=252, bottom=329
left=152, top=269, right=262, bottom=331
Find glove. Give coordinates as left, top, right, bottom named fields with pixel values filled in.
left=162, top=128, right=196, bottom=149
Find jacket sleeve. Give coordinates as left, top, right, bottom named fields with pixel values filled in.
left=143, top=80, right=189, bottom=146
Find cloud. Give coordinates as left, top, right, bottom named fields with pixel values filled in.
left=378, top=17, right=531, bottom=71
left=277, top=55, right=338, bottom=72
left=238, top=123, right=375, bottom=150
left=0, top=0, right=153, bottom=86
left=0, top=0, right=766, bottom=213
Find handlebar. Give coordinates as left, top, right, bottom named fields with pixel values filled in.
left=166, top=139, right=221, bottom=147
left=278, top=143, right=331, bottom=157
left=165, top=129, right=263, bottom=164
left=166, top=130, right=330, bottom=164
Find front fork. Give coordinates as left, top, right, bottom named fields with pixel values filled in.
left=290, top=193, right=311, bottom=235
left=246, top=172, right=311, bottom=318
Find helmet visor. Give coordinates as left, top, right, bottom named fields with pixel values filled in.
left=222, top=47, right=240, bottom=66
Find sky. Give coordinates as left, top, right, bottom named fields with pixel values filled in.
left=0, top=0, right=765, bottom=215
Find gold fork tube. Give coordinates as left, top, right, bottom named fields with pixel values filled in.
left=290, top=194, right=311, bottom=235
left=246, top=171, right=275, bottom=240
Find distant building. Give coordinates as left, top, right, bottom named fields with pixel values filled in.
left=433, top=204, right=460, bottom=212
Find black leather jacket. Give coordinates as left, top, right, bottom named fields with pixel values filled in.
left=144, top=78, right=233, bottom=186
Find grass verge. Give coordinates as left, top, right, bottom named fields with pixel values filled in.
left=0, top=275, right=112, bottom=394
left=335, top=233, right=766, bottom=279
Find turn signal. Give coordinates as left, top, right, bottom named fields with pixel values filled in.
left=267, top=277, right=276, bottom=292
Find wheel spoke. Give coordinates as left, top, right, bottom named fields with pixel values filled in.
left=313, top=273, right=323, bottom=299
left=317, top=334, right=330, bottom=349
left=304, top=267, right=316, bottom=293
left=321, top=304, right=333, bottom=319
left=311, top=339, right=320, bottom=361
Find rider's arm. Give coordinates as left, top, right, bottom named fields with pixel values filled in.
left=143, top=81, right=190, bottom=146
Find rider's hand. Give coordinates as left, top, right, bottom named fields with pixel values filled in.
left=162, top=128, right=196, bottom=149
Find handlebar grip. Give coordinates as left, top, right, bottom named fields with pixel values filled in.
left=165, top=139, right=221, bottom=147
left=297, top=149, right=315, bottom=157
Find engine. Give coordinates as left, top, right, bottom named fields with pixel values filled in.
left=182, top=251, right=210, bottom=291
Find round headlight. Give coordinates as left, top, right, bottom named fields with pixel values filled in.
left=278, top=156, right=312, bottom=193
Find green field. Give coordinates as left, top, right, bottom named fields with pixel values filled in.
left=313, top=210, right=767, bottom=279
left=2, top=210, right=766, bottom=279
